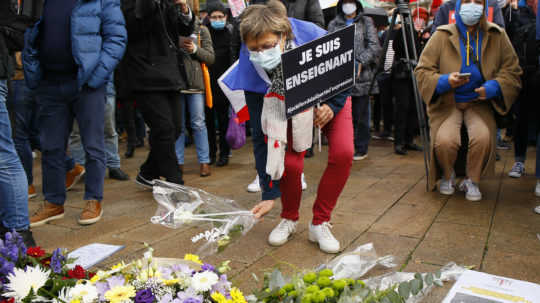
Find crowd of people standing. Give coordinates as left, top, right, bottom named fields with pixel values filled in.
left=0, top=0, right=538, bottom=251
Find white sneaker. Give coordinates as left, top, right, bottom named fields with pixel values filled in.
left=247, top=175, right=261, bottom=193
left=535, top=180, right=540, bottom=197
left=268, top=219, right=297, bottom=246
left=459, top=178, right=482, bottom=202
left=308, top=222, right=340, bottom=253
left=301, top=173, right=307, bottom=191
left=508, top=162, right=525, bottom=178
left=534, top=205, right=540, bottom=214
left=439, top=172, right=456, bottom=195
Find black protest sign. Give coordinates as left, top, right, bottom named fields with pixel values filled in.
left=282, top=25, right=355, bottom=118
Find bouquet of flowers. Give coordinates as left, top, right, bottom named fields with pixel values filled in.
left=1, top=232, right=248, bottom=303
left=151, top=181, right=257, bottom=256
left=1, top=231, right=95, bottom=303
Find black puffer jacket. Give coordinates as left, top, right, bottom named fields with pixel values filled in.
left=115, top=0, right=194, bottom=97
left=250, top=0, right=325, bottom=28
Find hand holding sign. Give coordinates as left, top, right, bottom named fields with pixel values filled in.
left=314, top=104, right=334, bottom=128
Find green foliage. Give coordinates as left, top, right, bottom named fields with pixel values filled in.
left=254, top=266, right=446, bottom=303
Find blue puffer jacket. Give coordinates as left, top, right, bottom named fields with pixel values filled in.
left=22, top=0, right=127, bottom=90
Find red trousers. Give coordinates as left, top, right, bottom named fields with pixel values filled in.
left=280, top=100, right=354, bottom=225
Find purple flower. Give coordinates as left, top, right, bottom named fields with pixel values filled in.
left=201, top=263, right=215, bottom=272
left=106, top=275, right=125, bottom=288
left=171, top=264, right=192, bottom=275
left=183, top=299, right=201, bottom=303
left=211, top=274, right=232, bottom=295
left=50, top=248, right=65, bottom=273
left=95, top=282, right=110, bottom=301
left=177, top=290, right=202, bottom=303
left=135, top=289, right=155, bottom=303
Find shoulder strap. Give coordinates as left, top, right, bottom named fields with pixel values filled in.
left=456, top=29, right=485, bottom=81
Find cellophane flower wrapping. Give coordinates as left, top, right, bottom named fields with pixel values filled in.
left=151, top=180, right=257, bottom=256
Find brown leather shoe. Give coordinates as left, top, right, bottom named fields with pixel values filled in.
left=28, top=185, right=37, bottom=199
left=30, top=201, right=64, bottom=227
left=200, top=163, right=211, bottom=177
left=66, top=164, right=85, bottom=191
left=78, top=200, right=103, bottom=225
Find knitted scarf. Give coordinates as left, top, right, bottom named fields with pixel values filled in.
left=261, top=41, right=313, bottom=181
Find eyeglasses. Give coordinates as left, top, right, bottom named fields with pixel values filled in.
left=209, top=15, right=226, bottom=20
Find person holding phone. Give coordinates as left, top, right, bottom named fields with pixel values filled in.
left=415, top=0, right=521, bottom=201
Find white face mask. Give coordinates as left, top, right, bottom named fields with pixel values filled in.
left=342, top=3, right=357, bottom=16
left=459, top=3, right=484, bottom=26
left=249, top=42, right=282, bottom=70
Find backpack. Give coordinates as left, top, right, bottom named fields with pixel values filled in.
left=511, top=19, right=537, bottom=75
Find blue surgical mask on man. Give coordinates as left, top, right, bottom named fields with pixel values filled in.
left=249, top=42, right=282, bottom=70
left=211, top=20, right=226, bottom=30
left=459, top=3, right=484, bottom=26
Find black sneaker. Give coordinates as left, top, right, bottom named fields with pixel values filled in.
left=353, top=152, right=367, bottom=161
left=216, top=157, right=229, bottom=167
left=395, top=145, right=408, bottom=155
left=496, top=141, right=511, bottom=150
left=109, top=167, right=129, bottom=181
left=305, top=147, right=314, bottom=158
left=135, top=173, right=155, bottom=189
left=405, top=143, right=423, bottom=151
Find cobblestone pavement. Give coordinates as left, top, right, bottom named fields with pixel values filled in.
left=28, top=139, right=540, bottom=301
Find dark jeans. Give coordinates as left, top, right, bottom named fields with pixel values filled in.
left=245, top=91, right=281, bottom=201
left=377, top=74, right=394, bottom=133
left=351, top=95, right=370, bottom=155
left=205, top=98, right=230, bottom=161
left=393, top=78, right=418, bottom=146
left=7, top=80, right=40, bottom=185
left=137, top=91, right=183, bottom=184
left=513, top=74, right=539, bottom=163
left=37, top=80, right=106, bottom=205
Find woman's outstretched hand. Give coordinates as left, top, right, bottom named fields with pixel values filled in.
left=251, top=200, right=275, bottom=219
left=448, top=72, right=469, bottom=88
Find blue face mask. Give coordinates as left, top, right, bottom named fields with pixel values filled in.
left=211, top=20, right=226, bottom=30
left=249, top=42, right=282, bottom=71
left=459, top=3, right=484, bottom=26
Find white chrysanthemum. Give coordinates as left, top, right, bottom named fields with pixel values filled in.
left=190, top=271, right=219, bottom=292
left=4, top=266, right=51, bottom=301
left=53, top=287, right=73, bottom=303
left=69, top=283, right=99, bottom=303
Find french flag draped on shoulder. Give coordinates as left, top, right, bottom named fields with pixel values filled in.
left=218, top=18, right=327, bottom=123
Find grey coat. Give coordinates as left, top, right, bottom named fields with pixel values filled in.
left=328, top=0, right=381, bottom=96
left=181, top=20, right=215, bottom=92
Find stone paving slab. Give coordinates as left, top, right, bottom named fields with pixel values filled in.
left=26, top=141, right=540, bottom=302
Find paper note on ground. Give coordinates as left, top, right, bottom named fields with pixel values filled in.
left=67, top=243, right=124, bottom=269
left=442, top=270, right=540, bottom=303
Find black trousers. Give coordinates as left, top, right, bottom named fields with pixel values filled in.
left=205, top=97, right=230, bottom=161
left=377, top=74, right=395, bottom=133
left=513, top=73, right=540, bottom=161
left=392, top=78, right=418, bottom=146
left=137, top=91, right=183, bottom=184
left=118, top=97, right=137, bottom=147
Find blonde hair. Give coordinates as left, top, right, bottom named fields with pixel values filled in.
left=239, top=0, right=293, bottom=43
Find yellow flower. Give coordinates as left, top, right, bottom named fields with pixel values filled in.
left=163, top=279, right=180, bottom=286
left=111, top=263, right=123, bottom=271
left=230, top=287, right=247, bottom=303
left=184, top=254, right=203, bottom=265
left=104, top=286, right=136, bottom=303
left=70, top=300, right=81, bottom=303
left=211, top=292, right=228, bottom=303
left=90, top=275, right=100, bottom=283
